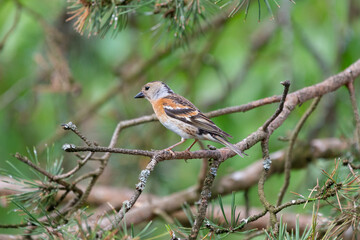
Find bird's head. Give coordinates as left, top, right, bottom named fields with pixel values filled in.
left=134, top=81, right=174, bottom=101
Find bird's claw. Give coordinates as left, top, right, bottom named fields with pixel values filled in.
left=164, top=148, right=175, bottom=157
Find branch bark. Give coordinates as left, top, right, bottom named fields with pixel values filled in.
left=79, top=138, right=349, bottom=229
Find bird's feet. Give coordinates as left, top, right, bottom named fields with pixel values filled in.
left=163, top=148, right=175, bottom=157
left=184, top=149, right=191, bottom=154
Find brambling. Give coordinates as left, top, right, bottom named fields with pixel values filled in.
left=134, top=81, right=245, bottom=158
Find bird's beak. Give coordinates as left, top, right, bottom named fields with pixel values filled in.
left=134, top=91, right=145, bottom=98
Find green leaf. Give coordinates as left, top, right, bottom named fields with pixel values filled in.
left=136, top=221, right=156, bottom=238
left=230, top=191, right=236, bottom=227
left=263, top=0, right=274, bottom=19
left=181, top=202, right=194, bottom=226
left=244, top=0, right=251, bottom=21
left=12, top=200, right=44, bottom=227
left=218, top=195, right=229, bottom=226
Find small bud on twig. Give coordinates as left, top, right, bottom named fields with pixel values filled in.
left=62, top=143, right=76, bottom=151
left=61, top=122, right=77, bottom=131
left=263, top=157, right=272, bottom=171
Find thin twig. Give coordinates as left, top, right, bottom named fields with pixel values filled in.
left=96, top=155, right=161, bottom=237
left=346, top=163, right=360, bottom=184
left=53, top=152, right=94, bottom=180
left=68, top=171, right=101, bottom=215
left=274, top=183, right=340, bottom=214
left=62, top=122, right=95, bottom=147
left=262, top=80, right=291, bottom=131
left=189, top=159, right=222, bottom=240
left=52, top=122, right=96, bottom=181
left=208, top=95, right=282, bottom=118
left=13, top=153, right=83, bottom=196
left=72, top=171, right=98, bottom=185
left=67, top=110, right=159, bottom=224
left=196, top=141, right=209, bottom=193
left=257, top=149, right=277, bottom=227
left=205, top=209, right=269, bottom=234
left=346, top=75, right=360, bottom=153
left=74, top=153, right=104, bottom=161
left=63, top=145, right=155, bottom=157
left=258, top=81, right=292, bottom=232
left=276, top=96, right=321, bottom=206
left=244, top=189, right=250, bottom=218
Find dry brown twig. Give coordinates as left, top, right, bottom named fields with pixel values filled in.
left=276, top=96, right=322, bottom=206
left=188, top=158, right=222, bottom=239
left=257, top=80, right=291, bottom=234
left=347, top=72, right=360, bottom=153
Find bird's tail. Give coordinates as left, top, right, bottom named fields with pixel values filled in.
left=212, top=135, right=245, bottom=158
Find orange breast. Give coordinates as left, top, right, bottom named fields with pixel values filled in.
left=150, top=98, right=169, bottom=123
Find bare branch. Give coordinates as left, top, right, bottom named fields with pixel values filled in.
left=13, top=153, right=83, bottom=197
left=53, top=152, right=94, bottom=181
left=262, top=80, right=291, bottom=131
left=196, top=142, right=209, bottom=193
left=63, top=145, right=155, bottom=157
left=61, top=122, right=95, bottom=147
left=277, top=96, right=321, bottom=206
left=258, top=81, right=291, bottom=232
left=346, top=74, right=360, bottom=153
left=96, top=155, right=161, bottom=238
left=189, top=159, right=222, bottom=239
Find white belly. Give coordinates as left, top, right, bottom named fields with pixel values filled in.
left=160, top=118, right=196, bottom=139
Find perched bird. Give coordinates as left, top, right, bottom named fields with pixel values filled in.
left=134, top=81, right=245, bottom=158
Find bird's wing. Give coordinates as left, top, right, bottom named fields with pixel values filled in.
left=163, top=94, right=232, bottom=138
left=190, top=112, right=232, bottom=138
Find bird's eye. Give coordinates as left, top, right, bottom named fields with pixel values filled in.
left=145, top=86, right=150, bottom=91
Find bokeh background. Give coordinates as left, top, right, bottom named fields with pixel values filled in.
left=0, top=0, right=359, bottom=238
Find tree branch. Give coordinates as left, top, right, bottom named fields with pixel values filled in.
left=276, top=96, right=321, bottom=206
left=258, top=80, right=291, bottom=232
left=346, top=75, right=360, bottom=153
left=189, top=159, right=222, bottom=239
left=96, top=155, right=161, bottom=238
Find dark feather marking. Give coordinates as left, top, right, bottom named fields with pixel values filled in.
left=164, top=107, right=194, bottom=115
left=191, top=114, right=232, bottom=138
left=163, top=94, right=232, bottom=139
left=161, top=82, right=174, bottom=94
left=164, top=108, right=192, bottom=124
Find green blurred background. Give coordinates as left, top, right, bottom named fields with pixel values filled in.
left=0, top=0, right=359, bottom=238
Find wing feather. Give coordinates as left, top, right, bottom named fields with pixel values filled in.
left=163, top=94, right=232, bottom=139
left=191, top=113, right=232, bottom=138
